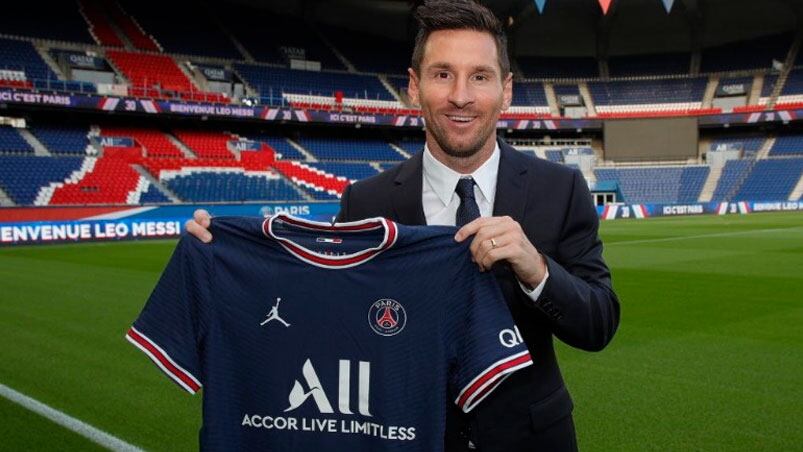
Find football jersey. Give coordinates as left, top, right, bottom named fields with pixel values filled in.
left=126, top=214, right=532, bottom=451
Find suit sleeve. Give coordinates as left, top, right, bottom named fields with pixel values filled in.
left=125, top=236, right=211, bottom=393
left=335, top=183, right=353, bottom=222
left=535, top=170, right=620, bottom=352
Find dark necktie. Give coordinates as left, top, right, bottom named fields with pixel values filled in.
left=455, top=177, right=481, bottom=227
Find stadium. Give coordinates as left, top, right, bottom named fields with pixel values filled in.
left=0, top=0, right=801, bottom=450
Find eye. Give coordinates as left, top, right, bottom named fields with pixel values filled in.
left=473, top=74, right=489, bottom=82
left=435, top=71, right=451, bottom=80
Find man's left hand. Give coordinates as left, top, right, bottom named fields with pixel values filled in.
left=454, top=216, right=547, bottom=288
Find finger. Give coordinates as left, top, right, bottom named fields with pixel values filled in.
left=479, top=244, right=514, bottom=271
left=474, top=235, right=507, bottom=270
left=194, top=209, right=212, bottom=228
left=185, top=219, right=212, bottom=243
left=468, top=223, right=510, bottom=257
left=454, top=216, right=498, bottom=242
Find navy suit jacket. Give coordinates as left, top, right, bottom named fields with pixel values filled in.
left=336, top=139, right=620, bottom=451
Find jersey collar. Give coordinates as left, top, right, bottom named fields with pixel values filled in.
left=263, top=214, right=398, bottom=269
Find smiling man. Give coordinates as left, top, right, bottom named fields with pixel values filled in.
left=187, top=1, right=619, bottom=450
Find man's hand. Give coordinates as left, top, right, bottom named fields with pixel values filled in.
left=185, top=209, right=213, bottom=243
left=454, top=216, right=547, bottom=288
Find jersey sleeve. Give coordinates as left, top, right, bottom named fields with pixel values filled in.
left=125, top=236, right=210, bottom=394
left=449, top=257, right=533, bottom=413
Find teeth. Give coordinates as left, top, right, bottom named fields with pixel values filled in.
left=447, top=116, right=473, bottom=122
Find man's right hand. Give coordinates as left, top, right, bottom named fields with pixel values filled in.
left=185, top=209, right=213, bottom=243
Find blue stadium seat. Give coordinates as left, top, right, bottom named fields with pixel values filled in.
left=512, top=82, right=548, bottom=107
left=594, top=166, right=708, bottom=204
left=589, top=78, right=707, bottom=105
left=303, top=162, right=380, bottom=181
left=733, top=159, right=803, bottom=201
left=0, top=38, right=58, bottom=82
left=297, top=138, right=406, bottom=161
left=164, top=171, right=304, bottom=202
left=0, top=156, right=84, bottom=204
left=711, top=160, right=754, bottom=201
left=139, top=184, right=171, bottom=203
left=244, top=134, right=306, bottom=160
left=768, top=135, right=803, bottom=157
left=0, top=126, right=34, bottom=155
left=30, top=124, right=90, bottom=155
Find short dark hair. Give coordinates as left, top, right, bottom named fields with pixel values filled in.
left=411, top=0, right=510, bottom=78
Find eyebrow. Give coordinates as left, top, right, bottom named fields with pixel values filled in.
left=426, top=62, right=497, bottom=74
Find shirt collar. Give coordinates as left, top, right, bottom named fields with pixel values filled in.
left=422, top=141, right=500, bottom=207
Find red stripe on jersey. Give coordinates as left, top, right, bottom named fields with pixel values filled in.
left=457, top=352, right=532, bottom=410
left=127, top=327, right=201, bottom=393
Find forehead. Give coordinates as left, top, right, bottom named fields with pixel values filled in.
left=421, top=29, right=500, bottom=73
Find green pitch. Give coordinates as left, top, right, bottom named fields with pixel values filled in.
left=0, top=212, right=801, bottom=451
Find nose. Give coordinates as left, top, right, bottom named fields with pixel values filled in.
left=448, top=75, right=474, bottom=108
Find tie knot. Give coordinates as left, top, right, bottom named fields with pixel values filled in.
left=455, top=177, right=476, bottom=200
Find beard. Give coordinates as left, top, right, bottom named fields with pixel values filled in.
left=425, top=109, right=498, bottom=159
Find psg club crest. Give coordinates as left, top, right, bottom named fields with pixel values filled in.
left=368, top=299, right=406, bottom=337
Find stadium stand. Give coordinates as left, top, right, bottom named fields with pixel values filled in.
left=773, top=69, right=803, bottom=108
left=0, top=126, right=34, bottom=155
left=711, top=159, right=755, bottom=201
left=78, top=0, right=126, bottom=47
left=162, top=169, right=303, bottom=202
left=768, top=134, right=803, bottom=157
left=30, top=124, right=91, bottom=156
left=700, top=32, right=792, bottom=73
left=219, top=6, right=343, bottom=70
left=0, top=3, right=94, bottom=43
left=0, top=156, right=84, bottom=204
left=321, top=26, right=410, bottom=74
left=106, top=50, right=228, bottom=103
left=271, top=160, right=348, bottom=200
left=173, top=130, right=237, bottom=160
left=0, top=38, right=58, bottom=86
left=296, top=138, right=406, bottom=161
left=510, top=82, right=551, bottom=115
left=518, top=56, right=599, bottom=79
left=608, top=52, right=691, bottom=77
left=234, top=64, right=395, bottom=105
left=119, top=0, right=241, bottom=59
left=595, top=166, right=709, bottom=204
left=100, top=126, right=183, bottom=158
left=589, top=78, right=710, bottom=116
left=304, top=162, right=380, bottom=181
left=395, top=140, right=425, bottom=155
left=709, top=135, right=765, bottom=158
left=733, top=158, right=803, bottom=201
left=244, top=134, right=306, bottom=160
left=48, top=152, right=142, bottom=205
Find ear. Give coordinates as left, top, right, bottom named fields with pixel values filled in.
left=501, top=72, right=513, bottom=111
left=407, top=67, right=421, bottom=107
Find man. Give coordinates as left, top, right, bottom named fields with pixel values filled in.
left=187, top=1, right=619, bottom=450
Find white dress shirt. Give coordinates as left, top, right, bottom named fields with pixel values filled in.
left=421, top=143, right=548, bottom=300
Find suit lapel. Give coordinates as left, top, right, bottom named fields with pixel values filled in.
left=392, top=151, right=427, bottom=225
left=492, top=140, right=529, bottom=221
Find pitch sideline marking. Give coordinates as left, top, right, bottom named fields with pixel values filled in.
left=606, top=226, right=803, bottom=246
left=0, top=383, right=144, bottom=452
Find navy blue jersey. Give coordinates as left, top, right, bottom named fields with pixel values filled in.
left=126, top=215, right=532, bottom=451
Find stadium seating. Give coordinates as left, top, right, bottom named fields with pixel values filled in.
left=0, top=126, right=34, bottom=155
left=709, top=135, right=765, bottom=158
left=395, top=140, right=425, bottom=155
left=119, top=0, right=241, bottom=59
left=0, top=3, right=94, bottom=43
left=321, top=25, right=410, bottom=74
left=48, top=151, right=141, bottom=205
left=700, top=32, right=791, bottom=73
left=594, top=166, right=709, bottom=204
left=219, top=6, right=343, bottom=70
left=271, top=160, right=348, bottom=200
left=589, top=78, right=709, bottom=116
left=510, top=82, right=550, bottom=115
left=30, top=124, right=91, bottom=155
left=0, top=38, right=58, bottom=84
left=107, top=2, right=161, bottom=52
left=545, top=150, right=564, bottom=163
left=0, top=156, right=85, bottom=204
left=163, top=169, right=303, bottom=202
left=608, top=52, right=690, bottom=77
left=296, top=138, right=406, bottom=161
left=517, top=56, right=598, bottom=79
left=711, top=159, right=754, bottom=201
left=173, top=130, right=238, bottom=160
left=100, top=127, right=183, bottom=158
left=106, top=50, right=228, bottom=103
left=78, top=0, right=126, bottom=47
left=773, top=69, right=803, bottom=108
left=244, top=134, right=306, bottom=160
left=768, top=135, right=803, bottom=157
left=304, top=162, right=380, bottom=181
left=733, top=158, right=803, bottom=201
left=234, top=64, right=395, bottom=105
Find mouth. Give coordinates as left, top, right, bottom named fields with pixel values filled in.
left=444, top=114, right=477, bottom=125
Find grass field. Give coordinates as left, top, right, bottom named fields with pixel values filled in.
left=1, top=212, right=801, bottom=451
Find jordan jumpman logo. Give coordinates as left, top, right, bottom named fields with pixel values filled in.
left=261, top=297, right=291, bottom=327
